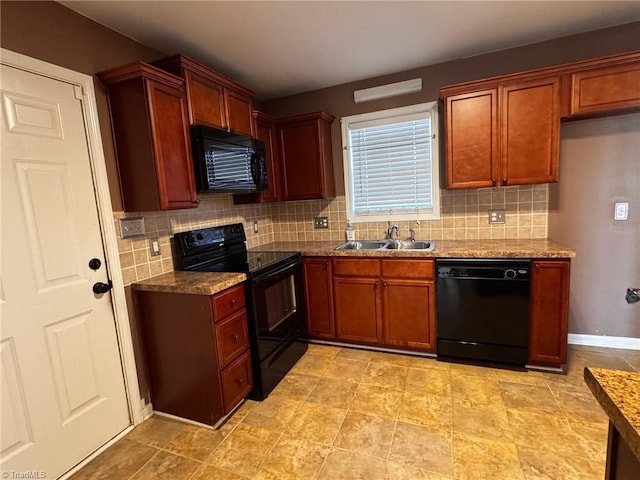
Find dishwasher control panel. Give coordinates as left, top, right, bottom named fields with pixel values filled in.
left=437, top=260, right=530, bottom=280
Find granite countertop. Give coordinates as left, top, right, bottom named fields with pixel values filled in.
left=584, top=367, right=640, bottom=460
left=132, top=271, right=246, bottom=296
left=252, top=238, right=576, bottom=258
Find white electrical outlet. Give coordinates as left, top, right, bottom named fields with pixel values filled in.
left=119, top=217, right=145, bottom=238
left=614, top=202, right=629, bottom=221
left=149, top=238, right=161, bottom=256
left=488, top=209, right=506, bottom=224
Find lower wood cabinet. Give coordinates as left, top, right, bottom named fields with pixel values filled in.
left=305, top=257, right=436, bottom=353
left=529, top=260, right=570, bottom=367
left=135, top=284, right=252, bottom=426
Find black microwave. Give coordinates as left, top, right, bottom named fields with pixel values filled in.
left=190, top=125, right=268, bottom=193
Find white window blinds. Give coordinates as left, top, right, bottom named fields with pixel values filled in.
left=342, top=103, right=439, bottom=221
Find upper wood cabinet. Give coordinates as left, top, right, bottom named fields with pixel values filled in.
left=443, top=76, right=560, bottom=189
left=569, top=54, right=640, bottom=118
left=233, top=111, right=282, bottom=204
left=153, top=54, right=255, bottom=137
left=98, top=62, right=197, bottom=211
left=279, top=112, right=336, bottom=201
left=529, top=260, right=570, bottom=368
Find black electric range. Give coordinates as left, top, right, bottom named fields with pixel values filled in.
left=173, top=224, right=307, bottom=400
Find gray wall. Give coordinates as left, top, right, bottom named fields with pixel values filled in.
left=549, top=114, right=640, bottom=338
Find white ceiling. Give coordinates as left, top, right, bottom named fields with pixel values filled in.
left=60, top=1, right=640, bottom=100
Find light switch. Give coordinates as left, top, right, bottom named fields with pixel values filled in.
left=614, top=202, right=629, bottom=221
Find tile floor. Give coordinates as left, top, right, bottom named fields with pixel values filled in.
left=71, top=344, right=639, bottom=480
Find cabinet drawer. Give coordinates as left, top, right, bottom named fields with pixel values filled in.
left=212, top=284, right=245, bottom=320
left=381, top=259, right=434, bottom=279
left=215, top=310, right=250, bottom=369
left=333, top=258, right=380, bottom=277
left=221, top=351, right=253, bottom=414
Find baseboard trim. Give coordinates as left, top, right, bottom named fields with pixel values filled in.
left=568, top=333, right=640, bottom=350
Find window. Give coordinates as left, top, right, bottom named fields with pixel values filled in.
left=341, top=102, right=440, bottom=222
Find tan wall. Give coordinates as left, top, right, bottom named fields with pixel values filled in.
left=549, top=114, right=640, bottom=338
left=261, top=21, right=640, bottom=194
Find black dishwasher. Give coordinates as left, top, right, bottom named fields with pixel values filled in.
left=436, top=259, right=530, bottom=366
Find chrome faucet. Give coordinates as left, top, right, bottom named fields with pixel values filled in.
left=386, top=221, right=399, bottom=240
left=408, top=228, right=415, bottom=241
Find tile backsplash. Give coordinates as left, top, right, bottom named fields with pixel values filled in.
left=115, top=184, right=548, bottom=285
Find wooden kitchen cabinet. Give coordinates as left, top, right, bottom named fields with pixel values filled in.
left=443, top=76, right=560, bottom=189
left=303, top=258, right=335, bottom=339
left=570, top=57, right=640, bottom=118
left=381, top=260, right=436, bottom=351
left=153, top=54, right=255, bottom=136
left=279, top=112, right=336, bottom=201
left=529, top=260, right=570, bottom=368
left=135, top=283, right=253, bottom=426
left=98, top=62, right=197, bottom=211
left=234, top=111, right=282, bottom=204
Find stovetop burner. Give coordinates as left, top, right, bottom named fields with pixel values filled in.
left=173, top=223, right=300, bottom=277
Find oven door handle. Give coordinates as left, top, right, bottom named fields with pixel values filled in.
left=252, top=258, right=302, bottom=286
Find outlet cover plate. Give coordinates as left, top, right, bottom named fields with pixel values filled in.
left=614, top=202, right=629, bottom=221
left=120, top=217, right=145, bottom=239
left=314, top=216, right=329, bottom=229
left=488, top=209, right=506, bottom=224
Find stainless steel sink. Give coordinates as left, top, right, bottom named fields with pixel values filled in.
left=384, top=240, right=435, bottom=251
left=335, top=239, right=436, bottom=251
left=335, top=240, right=388, bottom=250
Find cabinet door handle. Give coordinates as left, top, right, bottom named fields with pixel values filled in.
left=237, top=377, right=244, bottom=384
left=232, top=334, right=239, bottom=342
left=502, top=177, right=507, bottom=185
left=230, top=298, right=237, bottom=306
left=374, top=281, right=379, bottom=288
left=383, top=281, right=388, bottom=287
left=491, top=178, right=496, bottom=186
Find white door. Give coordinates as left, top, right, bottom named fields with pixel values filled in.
left=1, top=65, right=130, bottom=478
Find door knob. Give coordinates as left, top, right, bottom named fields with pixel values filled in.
left=92, top=281, right=112, bottom=294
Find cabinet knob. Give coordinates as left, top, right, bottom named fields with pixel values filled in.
left=383, top=281, right=388, bottom=287
left=231, top=298, right=237, bottom=306
left=502, top=177, right=507, bottom=185
left=374, top=281, right=379, bottom=288
left=491, top=178, right=496, bottom=186
left=232, top=334, right=239, bottom=342
left=237, top=377, right=244, bottom=384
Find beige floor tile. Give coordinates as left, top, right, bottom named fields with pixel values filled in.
left=334, top=411, right=396, bottom=459
left=306, top=343, right=341, bottom=357
left=398, top=390, right=452, bottom=434
left=453, top=433, right=524, bottom=480
left=190, top=464, right=250, bottom=480
left=69, top=438, right=157, bottom=480
left=389, top=421, right=453, bottom=476
left=451, top=375, right=504, bottom=408
left=285, top=401, right=347, bottom=445
left=125, top=415, right=185, bottom=448
left=499, top=381, right=560, bottom=414
left=241, top=394, right=302, bottom=432
left=164, top=422, right=235, bottom=461
left=491, top=367, right=548, bottom=386
left=322, top=357, right=370, bottom=382
left=318, top=448, right=428, bottom=480
left=307, top=377, right=358, bottom=408
left=207, top=423, right=280, bottom=477
left=517, top=445, right=602, bottom=480
left=452, top=399, right=512, bottom=442
left=361, top=362, right=408, bottom=390
left=351, top=383, right=402, bottom=419
left=269, top=372, right=319, bottom=400
left=254, top=434, right=330, bottom=480
left=290, top=353, right=333, bottom=376
left=228, top=399, right=257, bottom=422
left=368, top=350, right=412, bottom=366
left=553, top=387, right=609, bottom=424
left=506, top=408, right=590, bottom=459
left=130, top=450, right=200, bottom=480
left=568, top=419, right=608, bottom=461
left=574, top=351, right=637, bottom=371
left=337, top=346, right=374, bottom=362
left=405, top=367, right=451, bottom=396
left=449, top=362, right=498, bottom=378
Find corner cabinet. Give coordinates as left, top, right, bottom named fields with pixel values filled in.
left=153, top=54, right=255, bottom=137
left=529, top=260, right=570, bottom=368
left=443, top=76, right=560, bottom=189
left=135, top=284, right=253, bottom=426
left=280, top=112, right=336, bottom=201
left=98, top=62, right=198, bottom=211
